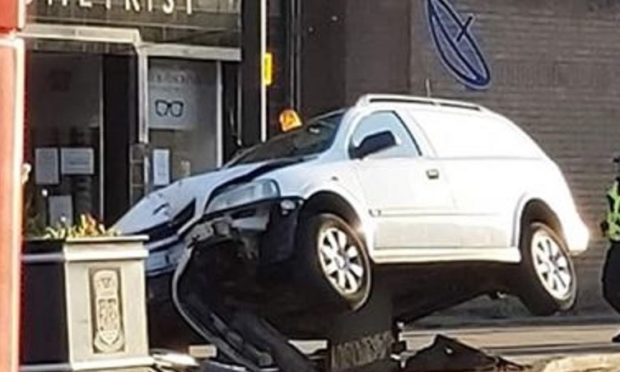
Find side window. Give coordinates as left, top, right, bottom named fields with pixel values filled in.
left=350, top=111, right=420, bottom=159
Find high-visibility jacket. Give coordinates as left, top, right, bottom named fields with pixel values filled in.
left=606, top=179, right=620, bottom=242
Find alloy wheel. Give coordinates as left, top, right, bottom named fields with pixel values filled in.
left=531, top=229, right=572, bottom=300
left=317, top=227, right=365, bottom=295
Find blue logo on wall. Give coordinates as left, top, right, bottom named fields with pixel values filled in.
left=426, top=0, right=491, bottom=89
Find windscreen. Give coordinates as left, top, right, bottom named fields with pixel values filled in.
left=227, top=112, right=344, bottom=166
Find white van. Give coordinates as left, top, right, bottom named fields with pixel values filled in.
left=117, top=94, right=589, bottom=316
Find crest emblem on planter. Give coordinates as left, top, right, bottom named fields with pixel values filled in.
left=90, top=268, right=126, bottom=353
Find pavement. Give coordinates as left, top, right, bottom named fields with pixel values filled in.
left=404, top=323, right=620, bottom=364
left=192, top=319, right=620, bottom=370
left=402, top=321, right=620, bottom=370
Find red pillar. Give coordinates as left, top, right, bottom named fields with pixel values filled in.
left=0, top=35, right=24, bottom=372
left=0, top=0, right=25, bottom=370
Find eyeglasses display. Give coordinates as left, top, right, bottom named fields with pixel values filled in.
left=154, top=99, right=184, bottom=118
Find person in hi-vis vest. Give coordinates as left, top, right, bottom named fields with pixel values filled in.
left=602, top=156, right=620, bottom=342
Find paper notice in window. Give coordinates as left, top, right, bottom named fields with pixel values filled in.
left=61, top=148, right=95, bottom=175
left=35, top=148, right=59, bottom=185
left=48, top=195, right=73, bottom=227
left=153, top=149, right=171, bottom=186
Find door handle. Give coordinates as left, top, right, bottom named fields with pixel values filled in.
left=426, top=168, right=440, bottom=180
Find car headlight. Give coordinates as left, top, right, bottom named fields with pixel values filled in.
left=206, top=179, right=280, bottom=214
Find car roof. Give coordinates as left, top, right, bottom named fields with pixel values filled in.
left=355, top=94, right=488, bottom=113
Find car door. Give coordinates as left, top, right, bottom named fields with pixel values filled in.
left=405, top=109, right=515, bottom=249
left=349, top=111, right=458, bottom=254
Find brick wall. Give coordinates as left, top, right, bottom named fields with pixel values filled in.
left=300, top=0, right=347, bottom=115
left=337, top=0, right=620, bottom=315
left=344, top=0, right=411, bottom=102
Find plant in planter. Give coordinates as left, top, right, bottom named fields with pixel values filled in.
left=42, top=214, right=121, bottom=240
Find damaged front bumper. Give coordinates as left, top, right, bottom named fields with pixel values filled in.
left=184, top=197, right=305, bottom=266
left=146, top=197, right=306, bottom=348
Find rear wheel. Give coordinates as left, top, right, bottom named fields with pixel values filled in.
left=514, top=222, right=577, bottom=315
left=295, top=213, right=371, bottom=311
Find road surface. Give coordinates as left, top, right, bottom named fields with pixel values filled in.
left=192, top=321, right=620, bottom=369
left=402, top=322, right=620, bottom=365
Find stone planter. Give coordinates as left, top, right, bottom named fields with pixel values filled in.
left=21, top=236, right=153, bottom=372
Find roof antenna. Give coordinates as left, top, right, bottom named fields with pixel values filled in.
left=425, top=78, right=433, bottom=97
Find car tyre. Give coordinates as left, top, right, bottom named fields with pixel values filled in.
left=515, top=222, right=577, bottom=316
left=295, top=213, right=371, bottom=311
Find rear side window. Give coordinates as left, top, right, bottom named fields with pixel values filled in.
left=350, top=111, right=420, bottom=159
left=408, top=110, right=544, bottom=158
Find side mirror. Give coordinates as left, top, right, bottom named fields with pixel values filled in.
left=351, top=130, right=397, bottom=159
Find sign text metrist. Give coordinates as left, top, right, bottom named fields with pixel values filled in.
left=35, top=0, right=193, bottom=15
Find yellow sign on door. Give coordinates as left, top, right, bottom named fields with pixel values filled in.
left=263, top=52, right=273, bottom=87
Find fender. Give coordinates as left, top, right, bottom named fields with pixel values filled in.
left=298, top=182, right=378, bottom=259
left=512, top=192, right=562, bottom=248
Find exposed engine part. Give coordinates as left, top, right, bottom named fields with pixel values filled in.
left=171, top=243, right=315, bottom=372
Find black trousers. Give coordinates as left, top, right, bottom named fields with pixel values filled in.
left=602, top=242, right=620, bottom=313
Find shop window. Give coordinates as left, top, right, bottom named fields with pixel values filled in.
left=25, top=52, right=103, bottom=233
left=148, top=58, right=220, bottom=187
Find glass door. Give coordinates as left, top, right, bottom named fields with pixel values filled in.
left=147, top=58, right=221, bottom=187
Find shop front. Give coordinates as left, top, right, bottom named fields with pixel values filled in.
left=22, top=0, right=242, bottom=230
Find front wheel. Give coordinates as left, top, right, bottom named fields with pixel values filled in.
left=295, top=213, right=372, bottom=311
left=514, top=222, right=577, bottom=316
